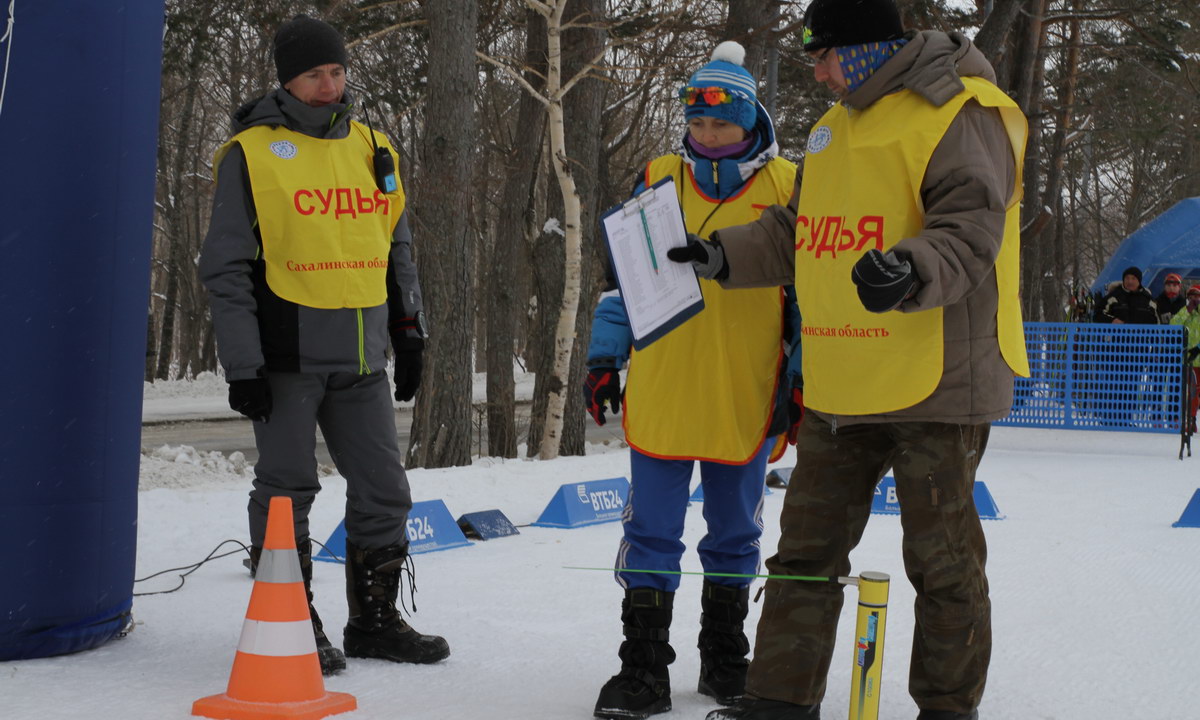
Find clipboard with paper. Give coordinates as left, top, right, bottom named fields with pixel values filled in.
left=599, top=177, right=704, bottom=351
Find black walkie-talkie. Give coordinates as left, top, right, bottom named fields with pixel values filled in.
left=365, top=105, right=397, bottom=194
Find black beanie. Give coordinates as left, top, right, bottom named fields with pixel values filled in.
left=1122, top=266, right=1142, bottom=283
left=802, top=0, right=905, bottom=51
left=273, top=15, right=348, bottom=86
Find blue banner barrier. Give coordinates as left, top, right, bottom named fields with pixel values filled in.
left=531, top=478, right=629, bottom=528
left=1172, top=489, right=1200, bottom=528
left=871, top=476, right=1003, bottom=520
left=457, top=510, right=520, bottom=540
left=316, top=499, right=471, bottom=561
left=996, top=323, right=1186, bottom=434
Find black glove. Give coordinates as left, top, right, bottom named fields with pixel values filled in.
left=228, top=377, right=271, bottom=423
left=393, top=337, right=424, bottom=402
left=666, top=233, right=728, bottom=280
left=1187, top=346, right=1200, bottom=364
left=851, top=248, right=918, bottom=313
left=582, top=367, right=622, bottom=426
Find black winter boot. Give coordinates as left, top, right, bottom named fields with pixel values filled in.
left=697, top=581, right=751, bottom=705
left=705, top=697, right=821, bottom=720
left=247, top=542, right=346, bottom=676
left=594, top=588, right=675, bottom=720
left=297, top=540, right=348, bottom=675
left=342, top=542, right=450, bottom=664
left=916, top=710, right=978, bottom=720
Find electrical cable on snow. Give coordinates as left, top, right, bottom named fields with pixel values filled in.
left=133, top=539, right=252, bottom=597
left=133, top=538, right=348, bottom=597
left=564, top=565, right=858, bottom=586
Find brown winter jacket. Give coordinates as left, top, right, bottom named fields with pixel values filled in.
left=714, top=31, right=1020, bottom=426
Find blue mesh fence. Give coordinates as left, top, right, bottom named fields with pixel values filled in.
left=996, top=323, right=1188, bottom=433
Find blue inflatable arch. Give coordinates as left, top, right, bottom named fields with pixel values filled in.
left=0, top=2, right=164, bottom=660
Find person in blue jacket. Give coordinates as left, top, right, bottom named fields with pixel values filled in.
left=583, top=41, right=803, bottom=720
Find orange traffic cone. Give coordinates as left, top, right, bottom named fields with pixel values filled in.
left=193, top=496, right=356, bottom=720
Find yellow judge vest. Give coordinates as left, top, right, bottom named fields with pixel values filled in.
left=623, top=154, right=797, bottom=464
left=215, top=121, right=405, bottom=309
left=794, top=77, right=1029, bottom=415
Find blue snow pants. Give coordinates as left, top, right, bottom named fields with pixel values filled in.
left=615, top=445, right=771, bottom=592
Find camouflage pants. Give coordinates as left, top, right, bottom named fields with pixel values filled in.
left=745, top=414, right=991, bottom=715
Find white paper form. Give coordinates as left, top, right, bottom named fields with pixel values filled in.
left=600, top=178, right=704, bottom=349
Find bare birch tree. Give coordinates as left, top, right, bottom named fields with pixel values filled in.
left=479, top=1, right=690, bottom=459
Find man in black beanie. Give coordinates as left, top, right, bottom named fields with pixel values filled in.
left=1098, top=266, right=1159, bottom=324
left=673, top=0, right=1027, bottom=718
left=199, top=14, right=444, bottom=676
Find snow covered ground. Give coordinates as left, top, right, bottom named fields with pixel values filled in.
left=6, top=376, right=1200, bottom=720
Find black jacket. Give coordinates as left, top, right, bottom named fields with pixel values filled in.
left=1099, top=284, right=1159, bottom=324
left=1154, top=292, right=1186, bottom=324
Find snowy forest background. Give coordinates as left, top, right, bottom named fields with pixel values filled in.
left=147, top=0, right=1200, bottom=465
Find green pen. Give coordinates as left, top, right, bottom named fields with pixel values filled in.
left=639, top=206, right=659, bottom=274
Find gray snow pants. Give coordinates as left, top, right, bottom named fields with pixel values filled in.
left=248, top=370, right=412, bottom=551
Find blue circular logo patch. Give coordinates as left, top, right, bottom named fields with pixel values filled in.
left=269, top=141, right=298, bottom=159
left=807, top=126, right=832, bottom=154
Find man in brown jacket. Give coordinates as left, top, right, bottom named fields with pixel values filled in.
left=668, top=1, right=1028, bottom=718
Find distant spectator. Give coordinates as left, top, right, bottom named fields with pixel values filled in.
left=1155, top=273, right=1186, bottom=324
left=1171, top=285, right=1200, bottom=435
left=1098, top=266, right=1159, bottom=324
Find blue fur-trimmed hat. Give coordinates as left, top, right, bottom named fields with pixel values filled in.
left=682, top=42, right=758, bottom=131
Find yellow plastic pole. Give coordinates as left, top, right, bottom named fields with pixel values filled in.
left=848, top=571, right=890, bottom=720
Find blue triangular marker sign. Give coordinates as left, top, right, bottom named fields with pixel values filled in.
left=1172, top=489, right=1200, bottom=528
left=871, top=476, right=1003, bottom=520
left=315, top=498, right=472, bottom=562
left=531, top=477, right=629, bottom=528
left=457, top=509, right=520, bottom=540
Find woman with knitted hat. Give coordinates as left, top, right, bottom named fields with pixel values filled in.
left=583, top=41, right=801, bottom=720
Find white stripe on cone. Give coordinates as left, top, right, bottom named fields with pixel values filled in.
left=237, top=619, right=318, bottom=657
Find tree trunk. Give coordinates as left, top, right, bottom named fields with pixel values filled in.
left=974, top=0, right=1025, bottom=69
left=721, top=0, right=777, bottom=78
left=1012, top=0, right=1047, bottom=319
left=486, top=8, right=546, bottom=458
left=154, top=28, right=207, bottom=381
left=558, top=0, right=605, bottom=457
left=408, top=0, right=479, bottom=468
left=535, top=0, right=587, bottom=460
left=1035, top=4, right=1082, bottom=322
left=527, top=152, right=562, bottom=458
